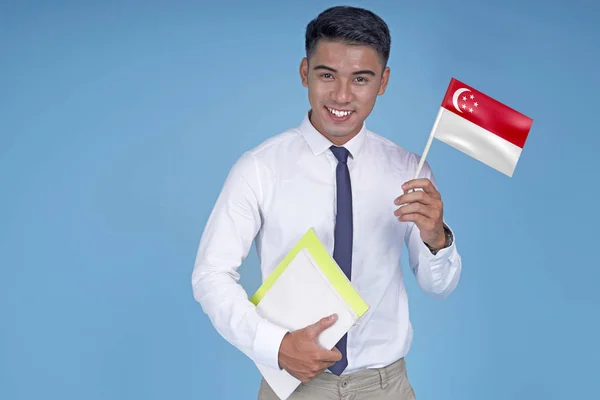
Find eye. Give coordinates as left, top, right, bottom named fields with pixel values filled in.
left=320, top=73, right=333, bottom=79
left=354, top=76, right=369, bottom=83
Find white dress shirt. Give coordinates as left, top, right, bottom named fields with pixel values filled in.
left=192, top=113, right=462, bottom=374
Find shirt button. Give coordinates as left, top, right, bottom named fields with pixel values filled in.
left=341, top=381, right=348, bottom=388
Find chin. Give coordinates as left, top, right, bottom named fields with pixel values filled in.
left=327, top=128, right=355, bottom=138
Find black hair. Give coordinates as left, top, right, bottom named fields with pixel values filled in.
left=305, top=6, right=391, bottom=66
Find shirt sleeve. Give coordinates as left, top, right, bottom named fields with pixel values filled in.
left=403, top=159, right=462, bottom=298
left=191, top=151, right=288, bottom=370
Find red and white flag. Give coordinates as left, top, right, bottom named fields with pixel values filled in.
left=432, top=78, right=533, bottom=177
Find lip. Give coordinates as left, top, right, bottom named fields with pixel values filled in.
left=324, top=106, right=354, bottom=123
left=325, top=106, right=354, bottom=112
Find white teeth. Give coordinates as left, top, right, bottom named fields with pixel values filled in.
left=327, top=107, right=353, bottom=117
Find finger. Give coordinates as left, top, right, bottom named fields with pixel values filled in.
left=307, top=359, right=333, bottom=374
left=317, top=360, right=336, bottom=369
left=309, top=314, right=338, bottom=337
left=311, top=366, right=330, bottom=378
left=318, top=348, right=343, bottom=363
left=394, top=190, right=436, bottom=207
left=401, top=179, right=440, bottom=197
left=398, top=213, right=437, bottom=230
left=395, top=202, right=438, bottom=220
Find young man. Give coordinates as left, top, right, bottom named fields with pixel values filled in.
left=192, top=6, right=462, bottom=399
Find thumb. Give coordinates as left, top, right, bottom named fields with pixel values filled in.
left=309, top=314, right=338, bottom=337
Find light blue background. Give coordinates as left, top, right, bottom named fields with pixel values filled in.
left=1, top=0, right=599, bottom=399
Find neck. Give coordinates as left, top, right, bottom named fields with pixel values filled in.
left=327, top=134, right=355, bottom=146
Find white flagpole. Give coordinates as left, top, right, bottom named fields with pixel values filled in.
left=413, top=107, right=443, bottom=180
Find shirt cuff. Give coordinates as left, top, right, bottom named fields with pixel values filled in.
left=253, top=318, right=289, bottom=370
left=420, top=224, right=458, bottom=263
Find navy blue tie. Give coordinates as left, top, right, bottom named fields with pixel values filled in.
left=329, top=146, right=352, bottom=376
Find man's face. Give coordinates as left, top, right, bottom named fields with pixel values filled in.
left=300, top=40, right=390, bottom=145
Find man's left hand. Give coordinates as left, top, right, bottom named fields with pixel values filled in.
left=394, top=178, right=445, bottom=248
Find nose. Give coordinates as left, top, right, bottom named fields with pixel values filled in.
left=332, top=80, right=353, bottom=104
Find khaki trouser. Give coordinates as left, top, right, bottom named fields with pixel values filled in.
left=258, top=358, right=416, bottom=400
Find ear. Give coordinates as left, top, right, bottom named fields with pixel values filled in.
left=300, top=58, right=309, bottom=87
left=377, top=66, right=391, bottom=96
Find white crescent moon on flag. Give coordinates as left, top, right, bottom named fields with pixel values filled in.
left=452, top=88, right=471, bottom=113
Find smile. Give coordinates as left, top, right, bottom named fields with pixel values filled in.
left=326, top=107, right=354, bottom=118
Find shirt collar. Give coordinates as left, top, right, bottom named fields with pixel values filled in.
left=299, top=111, right=367, bottom=158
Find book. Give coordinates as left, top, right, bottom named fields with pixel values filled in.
left=250, top=228, right=369, bottom=399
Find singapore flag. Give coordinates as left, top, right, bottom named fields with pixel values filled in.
left=432, top=78, right=533, bottom=177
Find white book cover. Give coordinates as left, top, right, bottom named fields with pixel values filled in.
left=249, top=228, right=369, bottom=400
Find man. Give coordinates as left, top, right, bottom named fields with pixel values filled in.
left=192, top=6, right=462, bottom=399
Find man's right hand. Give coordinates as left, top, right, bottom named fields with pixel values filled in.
left=277, top=314, right=343, bottom=383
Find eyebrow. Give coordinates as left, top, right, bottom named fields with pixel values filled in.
left=313, top=65, right=376, bottom=76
